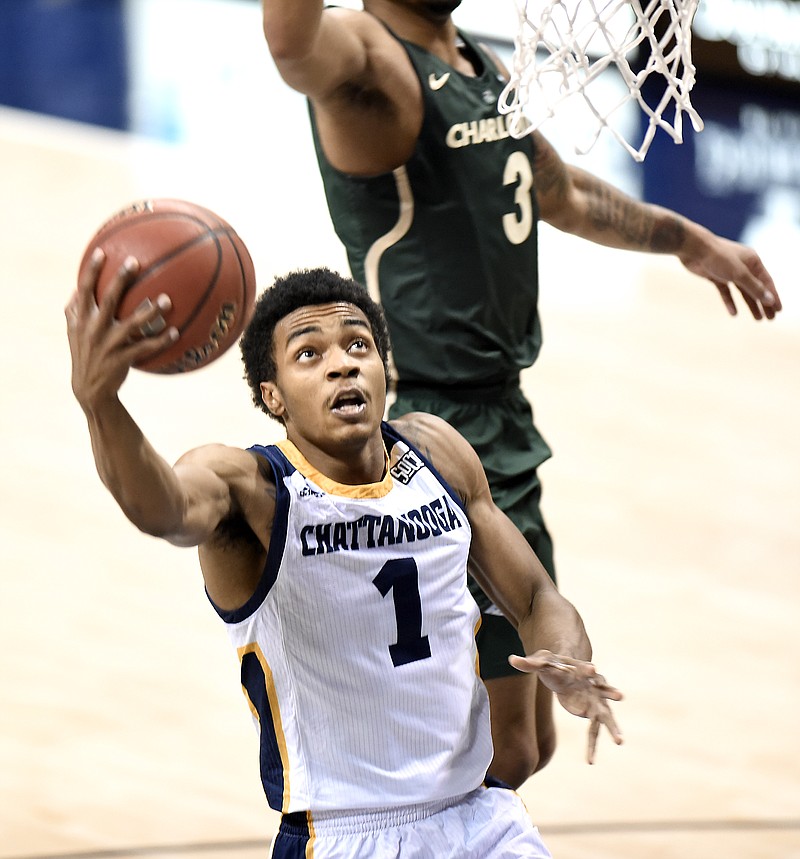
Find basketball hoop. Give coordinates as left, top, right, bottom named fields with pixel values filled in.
left=499, top=0, right=705, bottom=161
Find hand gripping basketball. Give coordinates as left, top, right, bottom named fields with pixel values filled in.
left=78, top=199, right=256, bottom=373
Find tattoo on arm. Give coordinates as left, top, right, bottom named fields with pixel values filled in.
left=585, top=180, right=649, bottom=244
left=585, top=178, right=686, bottom=251
left=532, top=135, right=569, bottom=203
left=649, top=216, right=685, bottom=253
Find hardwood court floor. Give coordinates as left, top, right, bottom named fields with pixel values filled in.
left=1, top=104, right=798, bottom=859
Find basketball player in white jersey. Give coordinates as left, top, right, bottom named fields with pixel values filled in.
left=66, top=257, right=623, bottom=858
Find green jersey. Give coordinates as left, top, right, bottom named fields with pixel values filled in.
left=310, top=29, right=542, bottom=386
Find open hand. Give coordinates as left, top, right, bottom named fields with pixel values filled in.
left=509, top=649, right=623, bottom=764
left=682, top=235, right=781, bottom=321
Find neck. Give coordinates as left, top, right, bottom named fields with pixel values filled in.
left=285, top=430, right=388, bottom=487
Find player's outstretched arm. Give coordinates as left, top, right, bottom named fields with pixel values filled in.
left=65, top=250, right=248, bottom=547
left=531, top=132, right=780, bottom=320
left=393, top=413, right=623, bottom=761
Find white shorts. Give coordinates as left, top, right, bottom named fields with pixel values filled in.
left=268, top=784, right=552, bottom=858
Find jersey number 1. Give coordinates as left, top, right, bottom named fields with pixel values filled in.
left=373, top=558, right=431, bottom=667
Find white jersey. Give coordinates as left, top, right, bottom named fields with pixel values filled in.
left=209, top=422, right=492, bottom=815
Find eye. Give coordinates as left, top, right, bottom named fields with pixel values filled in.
left=349, top=337, right=369, bottom=353
left=296, top=347, right=317, bottom=362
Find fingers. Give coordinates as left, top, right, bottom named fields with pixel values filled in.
left=125, top=294, right=178, bottom=359
left=509, top=652, right=623, bottom=703
left=700, top=241, right=781, bottom=321
left=586, top=706, right=624, bottom=764
left=508, top=652, right=550, bottom=674
left=67, top=247, right=105, bottom=325
left=587, top=716, right=600, bottom=765
left=713, top=282, right=739, bottom=318
left=67, top=249, right=177, bottom=369
left=97, top=255, right=141, bottom=328
left=746, top=254, right=781, bottom=312
left=735, top=253, right=782, bottom=320
left=715, top=278, right=784, bottom=322
left=589, top=671, right=624, bottom=701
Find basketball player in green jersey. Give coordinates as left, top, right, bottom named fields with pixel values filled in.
left=260, top=0, right=781, bottom=788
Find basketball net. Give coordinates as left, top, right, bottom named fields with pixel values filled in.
left=498, top=0, right=705, bottom=161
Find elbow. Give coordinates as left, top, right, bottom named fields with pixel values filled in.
left=132, top=514, right=200, bottom=549
left=127, top=505, right=180, bottom=541
left=540, top=198, right=583, bottom=235
left=262, top=16, right=313, bottom=64
left=108, top=490, right=189, bottom=545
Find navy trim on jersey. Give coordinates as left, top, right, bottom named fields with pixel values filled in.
left=240, top=646, right=288, bottom=810
left=205, top=445, right=293, bottom=624
left=270, top=812, right=312, bottom=858
left=382, top=421, right=467, bottom=517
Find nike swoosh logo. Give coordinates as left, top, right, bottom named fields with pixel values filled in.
left=428, top=72, right=451, bottom=91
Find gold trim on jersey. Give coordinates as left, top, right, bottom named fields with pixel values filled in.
left=474, top=616, right=482, bottom=677
left=237, top=642, right=292, bottom=813
left=305, top=810, right=316, bottom=858
left=363, top=165, right=410, bottom=389
left=276, top=439, right=394, bottom=499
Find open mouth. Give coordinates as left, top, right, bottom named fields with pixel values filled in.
left=331, top=389, right=367, bottom=417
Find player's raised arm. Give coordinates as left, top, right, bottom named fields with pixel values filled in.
left=65, top=250, right=252, bottom=548
left=261, top=2, right=423, bottom=175
left=261, top=1, right=373, bottom=99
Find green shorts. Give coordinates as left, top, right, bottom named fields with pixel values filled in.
left=390, top=380, right=555, bottom=679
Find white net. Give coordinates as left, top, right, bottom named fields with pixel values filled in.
left=498, top=0, right=705, bottom=161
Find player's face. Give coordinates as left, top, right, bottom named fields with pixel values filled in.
left=263, top=302, right=387, bottom=464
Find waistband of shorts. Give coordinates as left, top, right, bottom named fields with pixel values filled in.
left=280, top=791, right=474, bottom=836
left=394, top=376, right=521, bottom=404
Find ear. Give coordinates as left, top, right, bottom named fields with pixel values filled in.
left=261, top=381, right=285, bottom=417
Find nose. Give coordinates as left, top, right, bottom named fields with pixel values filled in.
left=326, top=347, right=359, bottom=379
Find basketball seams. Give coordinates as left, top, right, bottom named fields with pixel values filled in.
left=220, top=228, right=252, bottom=322
left=145, top=231, right=225, bottom=334
left=137, top=226, right=249, bottom=373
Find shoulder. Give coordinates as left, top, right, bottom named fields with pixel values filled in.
left=176, top=443, right=276, bottom=514
left=322, top=5, right=408, bottom=60
left=176, top=442, right=265, bottom=482
left=389, top=412, right=484, bottom=499
left=478, top=40, right=511, bottom=81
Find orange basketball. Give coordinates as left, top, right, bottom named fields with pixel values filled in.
left=79, top=198, right=256, bottom=373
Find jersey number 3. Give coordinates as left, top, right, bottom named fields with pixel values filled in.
left=373, top=558, right=431, bottom=667
left=502, top=150, right=535, bottom=246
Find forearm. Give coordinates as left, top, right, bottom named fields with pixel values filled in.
left=517, top=587, right=592, bottom=663
left=564, top=166, right=715, bottom=256
left=83, top=396, right=186, bottom=538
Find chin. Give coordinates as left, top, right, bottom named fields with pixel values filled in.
left=424, top=0, right=463, bottom=17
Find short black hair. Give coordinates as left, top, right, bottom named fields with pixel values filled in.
left=240, top=267, right=392, bottom=420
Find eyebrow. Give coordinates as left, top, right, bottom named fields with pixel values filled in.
left=285, top=317, right=371, bottom=347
